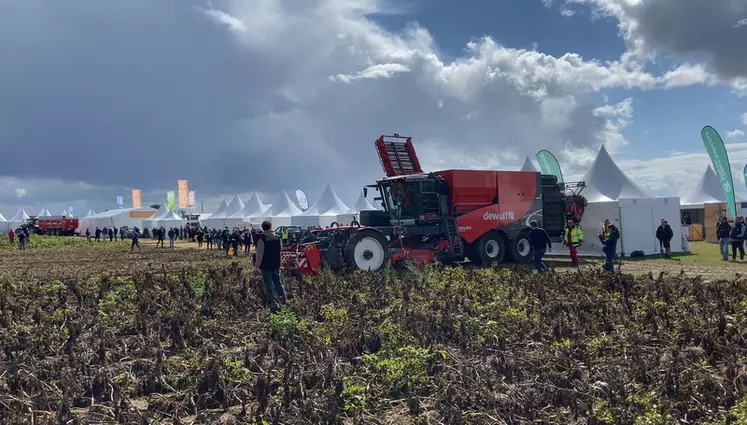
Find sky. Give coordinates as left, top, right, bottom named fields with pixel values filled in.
left=0, top=0, right=746, bottom=217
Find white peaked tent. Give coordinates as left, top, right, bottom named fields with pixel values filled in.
left=77, top=209, right=97, bottom=235
left=85, top=209, right=96, bottom=218
left=205, top=194, right=245, bottom=229
left=346, top=192, right=379, bottom=223
left=681, top=165, right=724, bottom=207
left=292, top=183, right=351, bottom=228
left=581, top=145, right=652, bottom=202
left=0, top=213, right=8, bottom=234
left=208, top=198, right=229, bottom=219
left=37, top=208, right=51, bottom=217
left=141, top=205, right=171, bottom=230
left=9, top=208, right=30, bottom=230
left=157, top=209, right=186, bottom=229
left=520, top=156, right=538, bottom=172
left=238, top=192, right=272, bottom=225
left=61, top=210, right=68, bottom=217
left=552, top=146, right=683, bottom=257
left=83, top=207, right=157, bottom=234
left=258, top=190, right=303, bottom=228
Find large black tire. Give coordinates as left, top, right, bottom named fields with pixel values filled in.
left=509, top=230, right=532, bottom=264
left=343, top=228, right=389, bottom=271
left=469, top=230, right=505, bottom=266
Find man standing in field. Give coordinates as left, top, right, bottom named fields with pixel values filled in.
left=716, top=216, right=731, bottom=261
left=599, top=224, right=620, bottom=272
left=529, top=220, right=552, bottom=273
left=564, top=219, right=583, bottom=267
left=254, top=220, right=287, bottom=310
left=655, top=218, right=674, bottom=258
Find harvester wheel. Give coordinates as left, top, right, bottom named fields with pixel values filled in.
left=509, top=230, right=532, bottom=264
left=472, top=230, right=505, bottom=266
left=343, top=228, right=389, bottom=271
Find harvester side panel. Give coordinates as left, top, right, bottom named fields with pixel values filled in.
left=451, top=171, right=540, bottom=244
left=436, top=170, right=498, bottom=214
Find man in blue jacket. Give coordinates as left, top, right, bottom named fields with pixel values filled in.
left=598, top=224, right=620, bottom=272
left=529, top=220, right=552, bottom=272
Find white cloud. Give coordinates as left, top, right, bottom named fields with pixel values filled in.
left=14, top=188, right=26, bottom=198
left=560, top=7, right=575, bottom=17
left=727, top=129, right=745, bottom=139
left=199, top=8, right=247, bottom=33
left=743, top=113, right=747, bottom=125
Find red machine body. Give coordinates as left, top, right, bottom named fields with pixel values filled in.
left=36, top=216, right=79, bottom=236
left=281, top=134, right=585, bottom=275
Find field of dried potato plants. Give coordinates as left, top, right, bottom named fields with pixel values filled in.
left=1, top=237, right=747, bottom=424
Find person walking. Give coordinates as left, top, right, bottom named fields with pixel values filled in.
left=730, top=216, right=746, bottom=261
left=108, top=227, right=114, bottom=242
left=8, top=229, right=14, bottom=246
left=168, top=228, right=176, bottom=248
left=18, top=228, right=28, bottom=251
left=599, top=224, right=620, bottom=272
left=254, top=220, right=287, bottom=310
left=156, top=227, right=165, bottom=248
left=113, top=227, right=118, bottom=241
left=717, top=216, right=731, bottom=261
left=528, top=220, right=552, bottom=273
left=131, top=228, right=141, bottom=251
left=655, top=218, right=674, bottom=258
left=95, top=227, right=101, bottom=242
left=564, top=219, right=583, bottom=267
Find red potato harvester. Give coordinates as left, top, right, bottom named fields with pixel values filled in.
left=281, top=135, right=588, bottom=275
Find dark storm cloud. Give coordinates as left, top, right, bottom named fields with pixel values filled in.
left=0, top=0, right=298, bottom=197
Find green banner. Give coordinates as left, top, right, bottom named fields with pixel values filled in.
left=701, top=126, right=736, bottom=218
left=167, top=191, right=176, bottom=210
left=536, top=150, right=564, bottom=183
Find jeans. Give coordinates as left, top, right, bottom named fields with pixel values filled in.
left=261, top=269, right=287, bottom=305
left=603, top=250, right=616, bottom=272
left=731, top=240, right=744, bottom=260
left=533, top=247, right=547, bottom=272
left=719, top=238, right=730, bottom=260
left=169, top=237, right=175, bottom=248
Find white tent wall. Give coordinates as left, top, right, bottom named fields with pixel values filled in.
left=156, top=210, right=187, bottom=229
left=336, top=214, right=358, bottom=225
left=259, top=191, right=302, bottom=228
left=618, top=197, right=683, bottom=255
left=87, top=208, right=156, bottom=232
left=552, top=197, right=682, bottom=257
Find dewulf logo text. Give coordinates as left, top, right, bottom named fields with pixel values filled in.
left=483, top=211, right=515, bottom=221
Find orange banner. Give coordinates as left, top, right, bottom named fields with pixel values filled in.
left=178, top=180, right=189, bottom=209
left=129, top=211, right=154, bottom=219
left=132, top=189, right=142, bottom=209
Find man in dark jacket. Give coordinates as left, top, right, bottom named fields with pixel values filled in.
left=716, top=216, right=731, bottom=261
left=528, top=220, right=552, bottom=273
left=730, top=216, right=745, bottom=261
left=599, top=224, right=620, bottom=272
left=254, top=220, right=287, bottom=309
left=655, top=218, right=674, bottom=258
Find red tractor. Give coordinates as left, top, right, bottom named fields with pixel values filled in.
left=281, top=135, right=586, bottom=274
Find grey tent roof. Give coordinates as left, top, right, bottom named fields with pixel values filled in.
left=681, top=165, right=725, bottom=205
left=581, top=145, right=651, bottom=202
left=348, top=192, right=378, bottom=213
left=237, top=192, right=271, bottom=218
left=520, top=156, right=538, bottom=172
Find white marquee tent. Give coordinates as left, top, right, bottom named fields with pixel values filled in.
left=142, top=205, right=172, bottom=230
left=292, top=183, right=351, bottom=228
left=82, top=207, right=156, bottom=235
left=9, top=208, right=30, bottom=231
left=0, top=213, right=8, bottom=234
left=238, top=192, right=272, bottom=225
left=61, top=210, right=69, bottom=217
left=204, top=194, right=245, bottom=229
left=346, top=192, right=379, bottom=223
left=552, top=146, right=684, bottom=256
left=156, top=209, right=186, bottom=229
left=37, top=208, right=51, bottom=217
left=258, top=190, right=303, bottom=228
left=520, top=156, right=538, bottom=172
left=77, top=209, right=98, bottom=234
left=581, top=145, right=651, bottom=203
left=680, top=165, right=724, bottom=207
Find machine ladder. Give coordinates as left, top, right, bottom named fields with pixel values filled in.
left=444, top=217, right=463, bottom=256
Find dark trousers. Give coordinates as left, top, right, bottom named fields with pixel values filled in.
left=261, top=269, right=287, bottom=305
left=603, top=250, right=616, bottom=272
left=533, top=247, right=547, bottom=272
left=131, top=240, right=140, bottom=251
left=731, top=240, right=744, bottom=260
